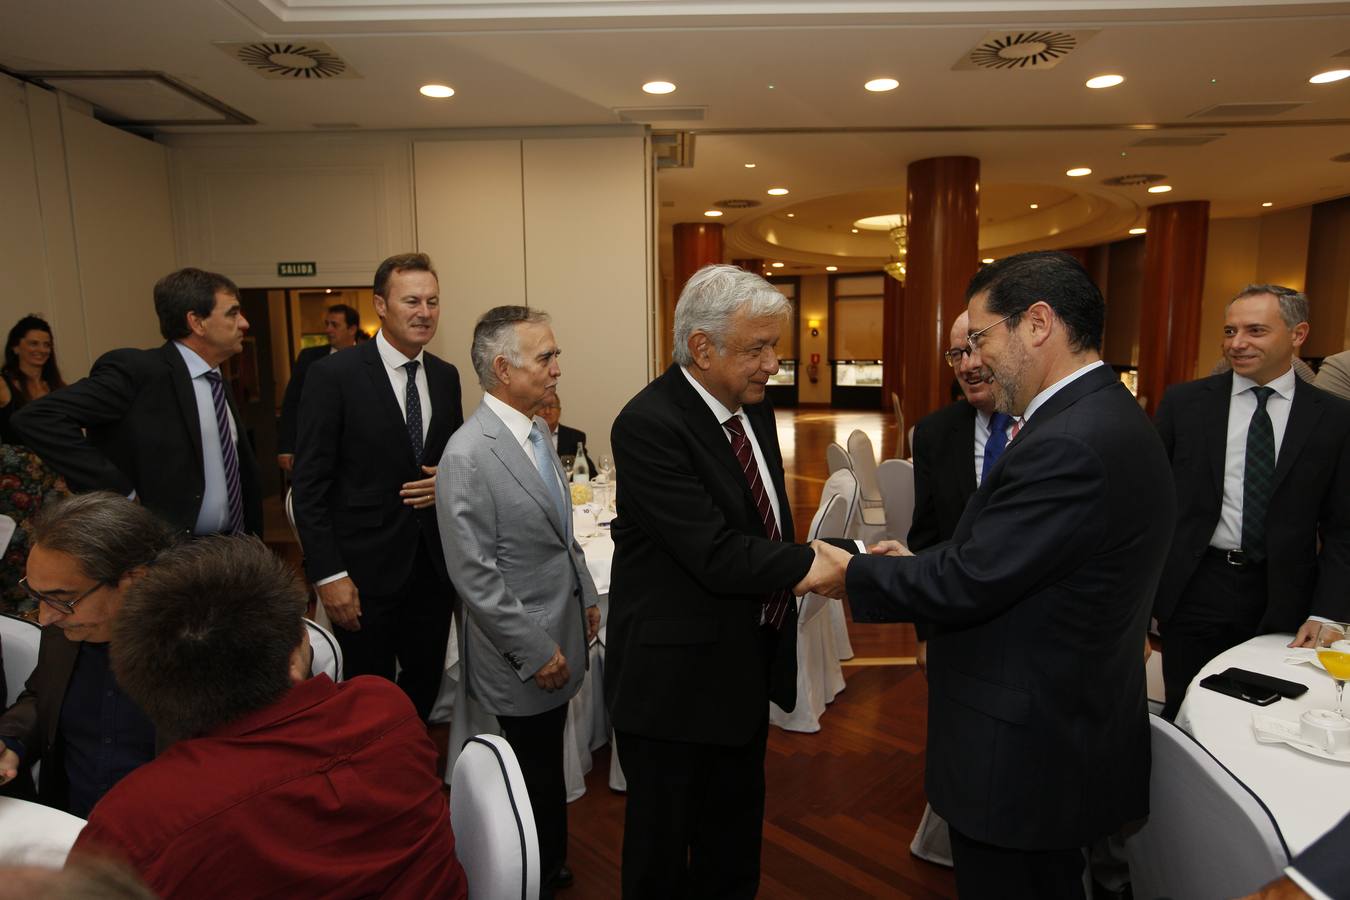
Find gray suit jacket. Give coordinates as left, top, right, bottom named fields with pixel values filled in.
left=435, top=400, right=599, bottom=717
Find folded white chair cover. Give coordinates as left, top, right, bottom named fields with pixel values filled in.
left=304, top=617, right=343, bottom=682
left=451, top=734, right=541, bottom=900
left=875, top=458, right=915, bottom=545
left=0, top=613, right=41, bottom=708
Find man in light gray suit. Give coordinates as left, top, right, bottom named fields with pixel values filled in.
left=436, top=305, right=600, bottom=898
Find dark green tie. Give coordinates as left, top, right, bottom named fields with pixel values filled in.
left=1241, top=386, right=1276, bottom=562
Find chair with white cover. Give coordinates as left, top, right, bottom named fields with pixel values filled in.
left=1122, top=714, right=1288, bottom=900
left=0, top=613, right=41, bottom=707
left=825, top=442, right=851, bottom=475
left=0, top=514, right=16, bottom=555
left=304, top=617, right=343, bottom=682
left=875, top=458, right=916, bottom=545
left=771, top=491, right=848, bottom=732
left=0, top=797, right=86, bottom=866
left=451, top=734, right=541, bottom=900
left=845, top=430, right=887, bottom=544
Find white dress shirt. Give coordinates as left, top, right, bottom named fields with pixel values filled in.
left=680, top=367, right=783, bottom=533
left=1210, top=367, right=1297, bottom=550
left=1020, top=359, right=1107, bottom=424
left=483, top=393, right=567, bottom=499
left=375, top=329, right=431, bottom=445
left=173, top=341, right=238, bottom=536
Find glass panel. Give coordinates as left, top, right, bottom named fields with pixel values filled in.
left=835, top=362, right=884, bottom=386
left=768, top=360, right=796, bottom=386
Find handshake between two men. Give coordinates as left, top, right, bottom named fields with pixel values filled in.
left=792, top=539, right=911, bottom=601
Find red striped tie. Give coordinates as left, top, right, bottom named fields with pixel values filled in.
left=723, top=415, right=793, bottom=628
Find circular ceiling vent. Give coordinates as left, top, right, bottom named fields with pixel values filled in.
left=967, top=32, right=1077, bottom=69
left=237, top=43, right=347, bottom=79
left=715, top=199, right=762, bottom=209
left=1101, top=173, right=1168, bottom=187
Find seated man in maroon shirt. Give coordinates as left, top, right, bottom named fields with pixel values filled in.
left=71, top=536, right=468, bottom=900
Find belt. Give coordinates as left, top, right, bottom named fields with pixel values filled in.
left=1205, top=546, right=1264, bottom=569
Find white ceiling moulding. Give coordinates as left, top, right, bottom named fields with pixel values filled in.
left=16, top=71, right=255, bottom=126
left=223, top=0, right=1350, bottom=34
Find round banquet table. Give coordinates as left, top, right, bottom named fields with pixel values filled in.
left=1175, top=632, right=1350, bottom=855
left=0, top=796, right=86, bottom=865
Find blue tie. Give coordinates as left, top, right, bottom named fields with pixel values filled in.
left=528, top=424, right=569, bottom=537
left=203, top=370, right=244, bottom=534
left=983, top=412, right=1013, bottom=482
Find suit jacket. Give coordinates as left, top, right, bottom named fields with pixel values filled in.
left=12, top=342, right=262, bottom=536
left=1153, top=372, right=1350, bottom=631
left=605, top=365, right=815, bottom=747
left=291, top=338, right=463, bottom=596
left=1315, top=349, right=1350, bottom=403
left=554, top=423, right=596, bottom=477
left=1291, top=810, right=1350, bottom=897
left=847, top=365, right=1176, bottom=849
left=435, top=400, right=599, bottom=717
left=908, top=399, right=978, bottom=553
left=0, top=627, right=82, bottom=809
left=276, top=344, right=330, bottom=456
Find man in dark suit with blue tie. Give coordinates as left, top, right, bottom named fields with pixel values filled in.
left=291, top=253, right=463, bottom=720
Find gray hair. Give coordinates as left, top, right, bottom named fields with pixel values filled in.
left=28, top=492, right=176, bottom=584
left=672, top=264, right=791, bottom=365
left=471, top=305, right=551, bottom=390
left=1230, top=284, right=1309, bottom=329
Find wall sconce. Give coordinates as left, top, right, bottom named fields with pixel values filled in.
left=808, top=318, right=821, bottom=337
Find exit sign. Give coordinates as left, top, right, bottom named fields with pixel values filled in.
left=277, top=261, right=317, bottom=277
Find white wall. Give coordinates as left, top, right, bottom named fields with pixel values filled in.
left=0, top=75, right=174, bottom=377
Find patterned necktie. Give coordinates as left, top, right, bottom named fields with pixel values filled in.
left=983, top=412, right=1013, bottom=481
left=723, top=415, right=792, bottom=629
left=528, top=424, right=568, bottom=537
left=403, top=360, right=424, bottom=462
left=1241, top=386, right=1276, bottom=562
left=202, top=371, right=243, bottom=535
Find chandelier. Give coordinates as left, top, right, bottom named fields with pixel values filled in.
left=883, top=216, right=908, bottom=283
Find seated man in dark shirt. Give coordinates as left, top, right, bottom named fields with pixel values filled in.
left=72, top=535, right=468, bottom=899
left=0, top=492, right=173, bottom=816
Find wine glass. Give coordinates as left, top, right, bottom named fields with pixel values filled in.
left=1314, top=622, right=1350, bottom=718
left=597, top=455, right=615, bottom=510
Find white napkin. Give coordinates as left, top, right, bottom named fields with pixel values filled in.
left=1283, top=647, right=1326, bottom=671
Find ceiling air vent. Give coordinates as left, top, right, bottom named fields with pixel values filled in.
left=1100, top=173, right=1168, bottom=187
left=954, top=30, right=1097, bottom=71
left=216, top=42, right=359, bottom=79
left=1189, top=102, right=1306, bottom=118
left=1130, top=134, right=1224, bottom=147
left=714, top=199, right=761, bottom=209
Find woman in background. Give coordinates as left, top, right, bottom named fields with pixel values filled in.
left=1, top=315, right=66, bottom=445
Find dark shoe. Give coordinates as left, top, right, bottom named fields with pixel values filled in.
left=553, top=864, right=574, bottom=890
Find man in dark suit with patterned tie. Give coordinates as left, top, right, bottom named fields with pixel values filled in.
left=1153, top=285, right=1350, bottom=719
left=291, top=253, right=464, bottom=720
left=14, top=268, right=262, bottom=537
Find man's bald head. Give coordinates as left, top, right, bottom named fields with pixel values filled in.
left=949, top=310, right=994, bottom=412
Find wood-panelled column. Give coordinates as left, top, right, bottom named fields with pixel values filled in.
left=900, top=156, right=980, bottom=428
left=666, top=222, right=724, bottom=363
left=1137, top=200, right=1209, bottom=416
left=880, top=272, right=905, bottom=404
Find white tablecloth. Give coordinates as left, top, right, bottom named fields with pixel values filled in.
left=1175, top=632, right=1350, bottom=855
left=0, top=796, right=86, bottom=865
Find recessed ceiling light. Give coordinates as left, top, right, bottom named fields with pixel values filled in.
left=1029, top=203, right=1039, bottom=209
left=850, top=228, right=859, bottom=233
left=703, top=210, right=723, bottom=217
left=1129, top=227, right=1147, bottom=235
left=1309, top=69, right=1350, bottom=84
left=744, top=163, right=757, bottom=168
left=1085, top=74, right=1125, bottom=89
left=1066, top=167, right=1092, bottom=177
left=981, top=258, right=995, bottom=264
left=825, top=266, right=838, bottom=272
left=767, top=187, right=789, bottom=196
left=642, top=81, right=677, bottom=94
left=419, top=84, right=455, bottom=98
left=771, top=262, right=785, bottom=268
left=786, top=213, right=795, bottom=218
left=1147, top=184, right=1173, bottom=193
left=864, top=77, right=899, bottom=92
left=1261, top=201, right=1273, bottom=207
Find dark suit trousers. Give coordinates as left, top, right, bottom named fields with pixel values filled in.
left=333, top=541, right=452, bottom=721
left=1160, top=555, right=1268, bottom=720
left=498, top=703, right=569, bottom=899
left=949, top=826, right=1085, bottom=900
left=617, top=716, right=769, bottom=900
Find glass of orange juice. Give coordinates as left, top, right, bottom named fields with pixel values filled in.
left=1314, top=622, right=1350, bottom=718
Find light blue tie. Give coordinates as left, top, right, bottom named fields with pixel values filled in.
left=528, top=424, right=569, bottom=536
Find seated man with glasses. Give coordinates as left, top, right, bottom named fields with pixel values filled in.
left=0, top=492, right=174, bottom=815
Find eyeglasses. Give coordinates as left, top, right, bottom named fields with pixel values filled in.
left=943, top=347, right=970, bottom=369
left=19, top=576, right=106, bottom=616
left=966, top=313, right=1016, bottom=353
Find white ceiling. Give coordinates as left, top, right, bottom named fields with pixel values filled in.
left=3, top=0, right=1349, bottom=269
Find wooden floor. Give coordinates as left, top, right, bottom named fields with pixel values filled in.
left=266, top=406, right=951, bottom=898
